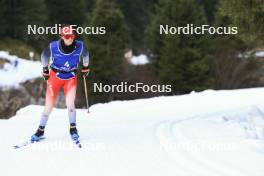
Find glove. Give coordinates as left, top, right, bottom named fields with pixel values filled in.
left=81, top=66, right=90, bottom=77
left=42, top=66, right=49, bottom=81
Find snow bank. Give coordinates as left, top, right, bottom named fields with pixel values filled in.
left=130, top=54, right=149, bottom=65
left=1, top=88, right=264, bottom=176
left=0, top=51, right=42, bottom=88
left=256, top=51, right=264, bottom=57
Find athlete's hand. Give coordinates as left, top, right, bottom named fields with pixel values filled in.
left=42, top=66, right=49, bottom=81
left=81, top=66, right=90, bottom=77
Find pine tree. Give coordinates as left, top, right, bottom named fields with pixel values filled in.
left=2, top=0, right=48, bottom=49
left=4, top=0, right=47, bottom=38
left=146, top=0, right=212, bottom=93
left=82, top=0, right=129, bottom=102
left=209, top=0, right=264, bottom=89
left=198, top=0, right=219, bottom=24
left=0, top=0, right=7, bottom=36
left=45, top=0, right=86, bottom=25
left=113, top=0, right=157, bottom=52
left=216, top=0, right=264, bottom=45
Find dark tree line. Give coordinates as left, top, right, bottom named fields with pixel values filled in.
left=1, top=0, right=264, bottom=105
left=146, top=0, right=264, bottom=93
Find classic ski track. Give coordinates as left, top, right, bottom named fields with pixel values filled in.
left=170, top=120, right=251, bottom=176
left=155, top=119, right=250, bottom=176
left=155, top=122, right=196, bottom=176
left=156, top=120, right=215, bottom=176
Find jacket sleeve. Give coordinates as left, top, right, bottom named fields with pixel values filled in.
left=41, top=46, right=51, bottom=68
left=81, top=46, right=89, bottom=67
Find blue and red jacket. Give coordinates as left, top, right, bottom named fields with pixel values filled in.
left=41, top=39, right=90, bottom=80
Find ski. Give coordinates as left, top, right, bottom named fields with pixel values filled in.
left=14, top=137, right=82, bottom=149
left=13, top=137, right=46, bottom=149
left=72, top=138, right=82, bottom=148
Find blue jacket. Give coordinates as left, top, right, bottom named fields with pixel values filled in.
left=50, top=40, right=83, bottom=80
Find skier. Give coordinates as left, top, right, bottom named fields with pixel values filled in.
left=31, top=25, right=90, bottom=142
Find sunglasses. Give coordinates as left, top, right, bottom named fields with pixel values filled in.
left=63, top=34, right=75, bottom=40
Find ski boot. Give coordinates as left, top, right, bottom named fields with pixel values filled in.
left=70, top=123, right=79, bottom=141
left=31, top=126, right=45, bottom=142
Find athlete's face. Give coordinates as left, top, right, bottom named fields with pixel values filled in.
left=62, top=36, right=74, bottom=46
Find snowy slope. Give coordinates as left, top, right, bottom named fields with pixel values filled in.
left=1, top=88, right=264, bottom=176
left=0, top=51, right=42, bottom=88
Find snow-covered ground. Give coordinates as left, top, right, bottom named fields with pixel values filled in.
left=1, top=88, right=264, bottom=176
left=0, top=51, right=42, bottom=88
left=130, top=54, right=149, bottom=65
left=256, top=51, right=264, bottom=57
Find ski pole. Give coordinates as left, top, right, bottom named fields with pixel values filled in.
left=83, top=73, right=90, bottom=113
